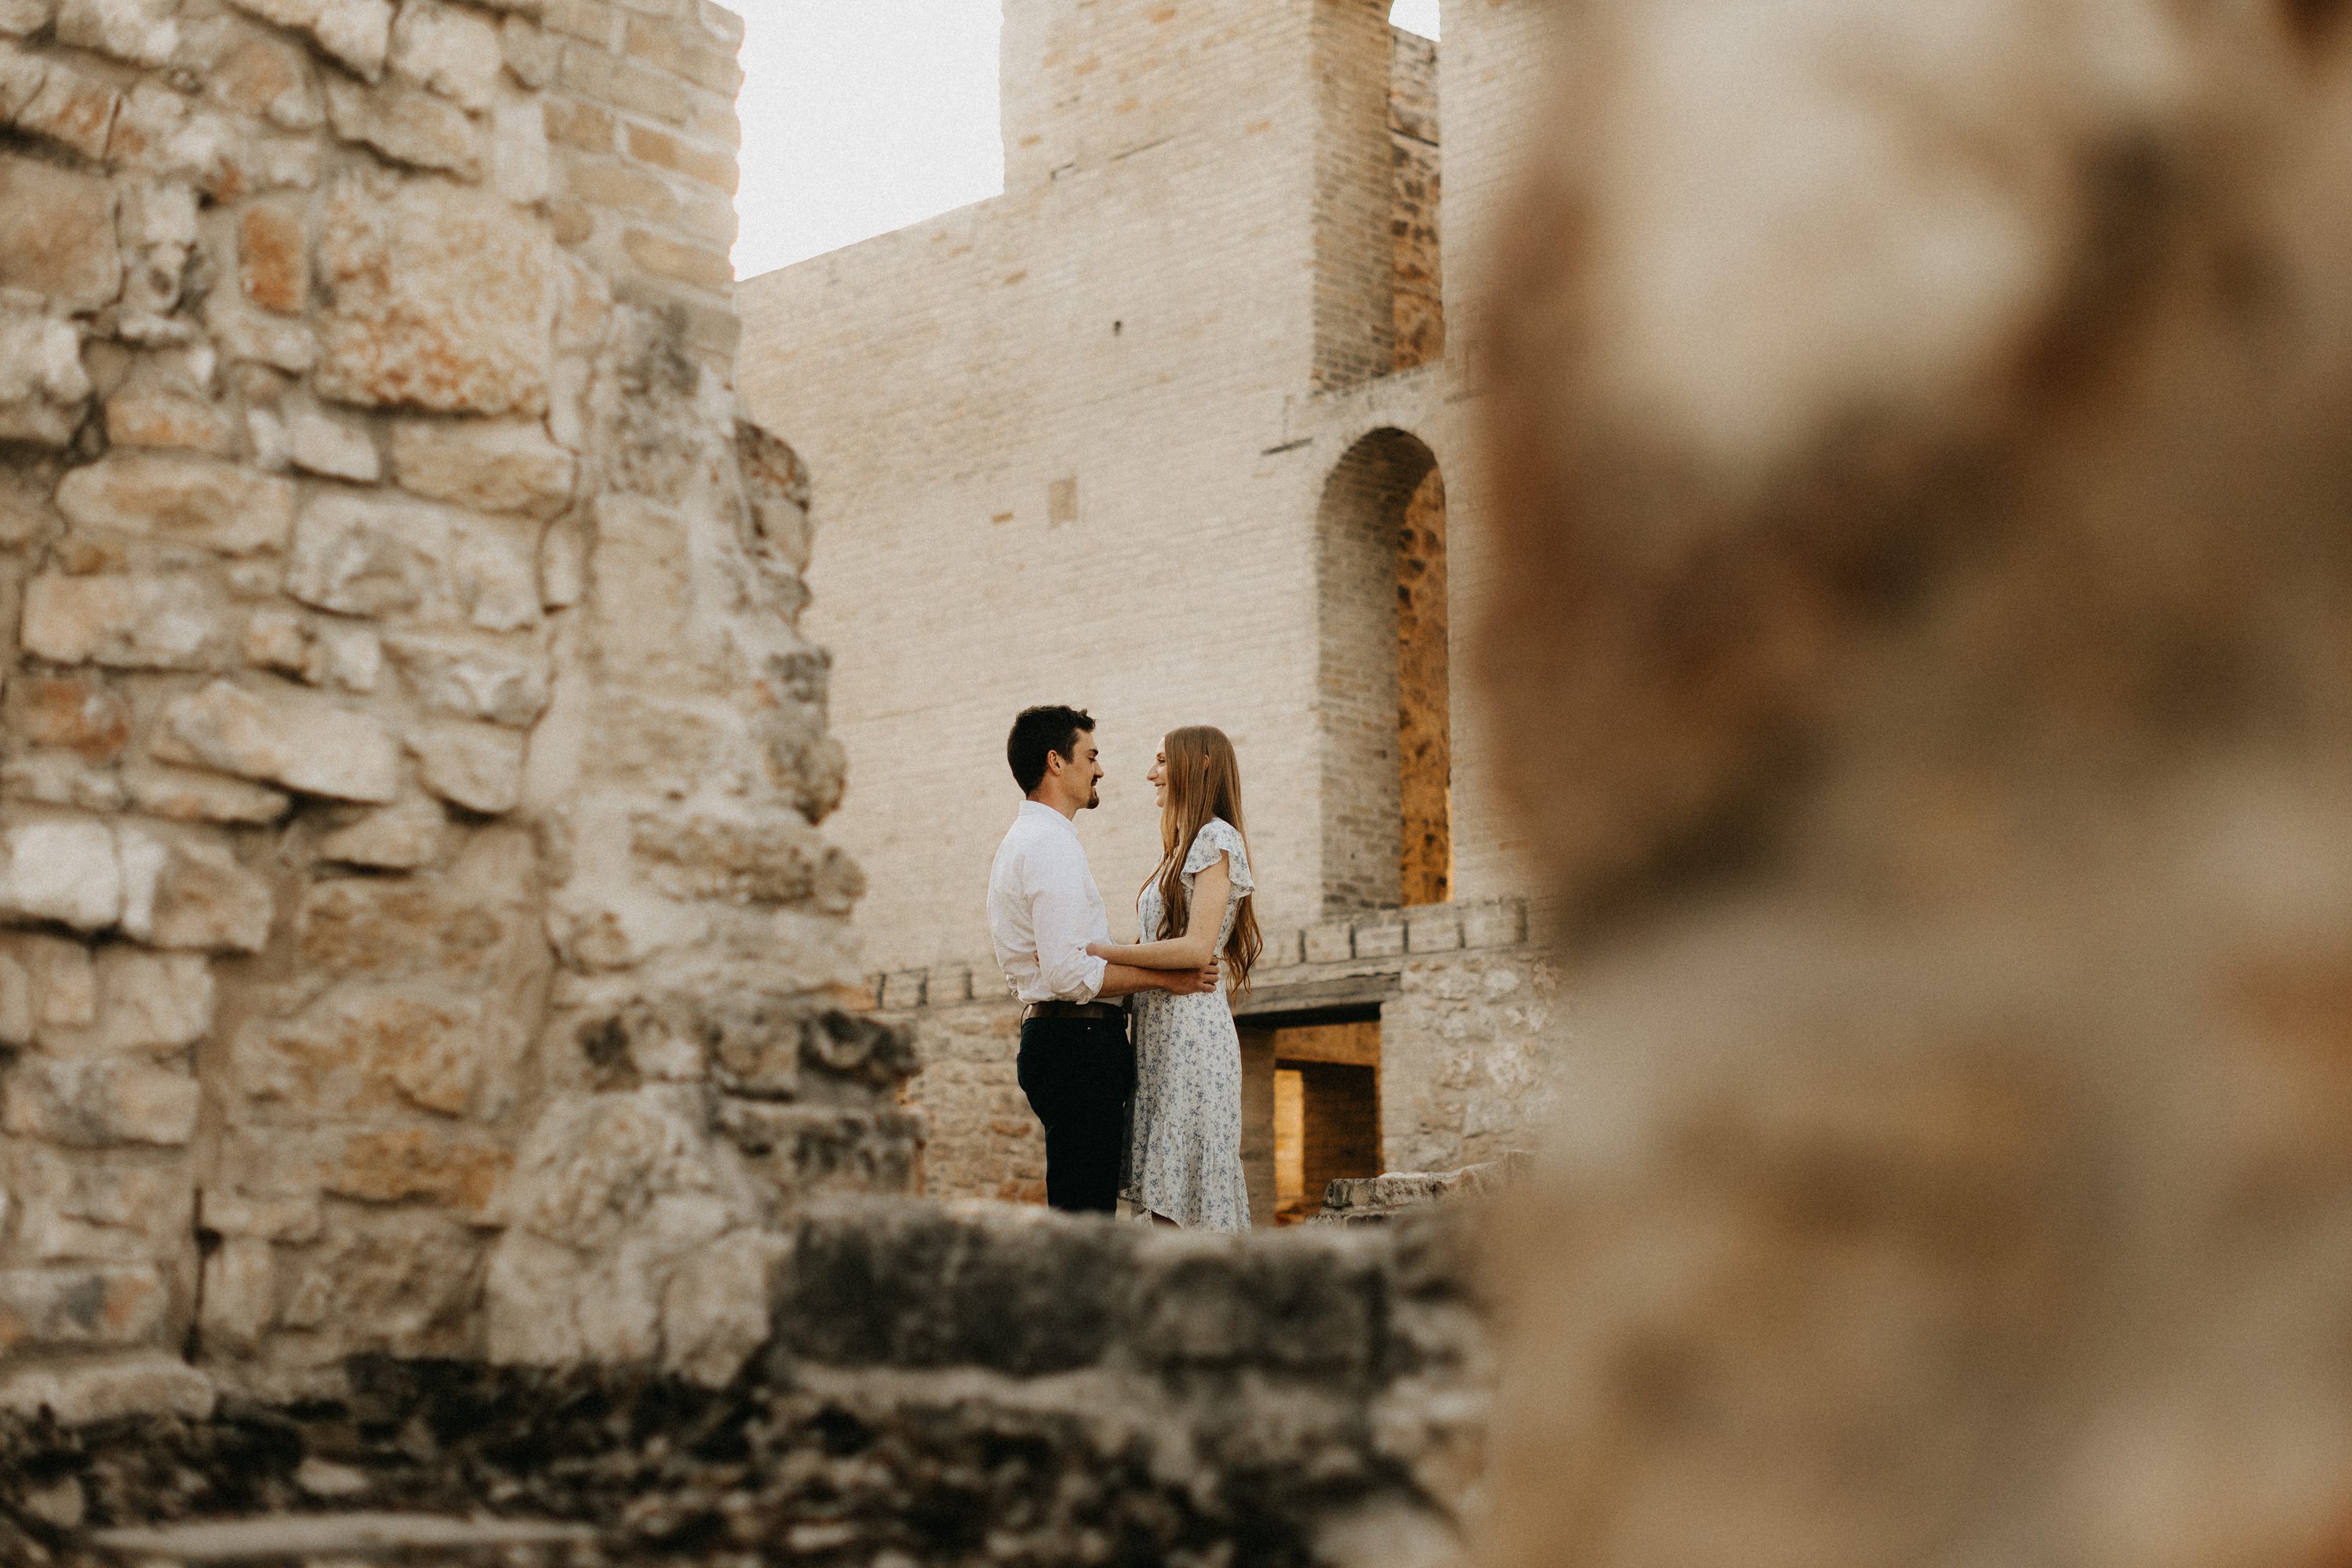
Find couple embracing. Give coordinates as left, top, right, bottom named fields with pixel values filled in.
left=986, top=706, right=1263, bottom=1231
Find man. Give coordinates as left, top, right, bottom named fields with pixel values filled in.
left=988, top=706, right=1218, bottom=1214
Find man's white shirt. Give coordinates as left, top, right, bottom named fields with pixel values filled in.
left=988, top=800, right=1112, bottom=1004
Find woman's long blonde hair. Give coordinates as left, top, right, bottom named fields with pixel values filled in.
left=1147, top=725, right=1263, bottom=998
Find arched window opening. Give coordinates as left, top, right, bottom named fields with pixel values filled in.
left=1398, top=464, right=1450, bottom=904
left=1316, top=428, right=1452, bottom=913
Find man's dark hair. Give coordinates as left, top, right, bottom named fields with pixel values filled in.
left=1007, top=706, right=1094, bottom=793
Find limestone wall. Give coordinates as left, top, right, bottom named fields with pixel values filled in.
left=0, top=0, right=899, bottom=1418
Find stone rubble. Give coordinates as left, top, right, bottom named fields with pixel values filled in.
left=0, top=1202, right=1487, bottom=1568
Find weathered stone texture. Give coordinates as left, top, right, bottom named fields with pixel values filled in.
left=1461, top=2, right=2352, bottom=1566
left=0, top=0, right=881, bottom=1411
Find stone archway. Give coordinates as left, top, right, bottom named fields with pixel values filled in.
left=1314, top=426, right=1451, bottom=913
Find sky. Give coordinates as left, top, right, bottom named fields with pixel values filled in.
left=735, top=0, right=1443, bottom=280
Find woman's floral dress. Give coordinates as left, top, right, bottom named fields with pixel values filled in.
left=1122, top=818, right=1253, bottom=1230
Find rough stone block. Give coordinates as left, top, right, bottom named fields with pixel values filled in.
left=317, top=1124, right=510, bottom=1215
left=54, top=0, right=177, bottom=64
left=408, top=720, right=524, bottom=813
left=99, top=949, right=215, bottom=1051
left=630, top=808, right=858, bottom=907
left=106, top=380, right=238, bottom=455
left=296, top=828, right=539, bottom=988
left=661, top=1227, right=783, bottom=1386
left=22, top=572, right=227, bottom=670
left=492, top=1088, right=711, bottom=1243
left=10, top=53, right=120, bottom=162
left=383, top=633, right=551, bottom=726
left=153, top=679, right=402, bottom=804
left=197, top=1236, right=274, bottom=1351
left=318, top=795, right=445, bottom=869
left=1133, top=1236, right=1382, bottom=1377
left=0, top=310, right=90, bottom=446
left=22, top=931, right=96, bottom=1030
left=203, top=289, right=321, bottom=373
left=122, top=829, right=274, bottom=953
left=259, top=404, right=383, bottom=481
left=6, top=673, right=129, bottom=761
left=238, top=200, right=309, bottom=314
left=122, top=764, right=291, bottom=825
left=274, top=1211, right=482, bottom=1356
left=287, top=492, right=539, bottom=631
left=768, top=1201, right=1140, bottom=1377
left=714, top=1103, right=924, bottom=1205
left=0, top=156, right=118, bottom=310
left=188, top=20, right=321, bottom=129
left=236, top=986, right=477, bottom=1118
left=9, top=1147, right=190, bottom=1261
left=229, top=0, right=392, bottom=80
left=799, top=1009, right=918, bottom=1088
left=316, top=172, right=553, bottom=415
left=0, top=1265, right=167, bottom=1353
left=0, top=817, right=122, bottom=931
left=324, top=74, right=485, bottom=179
left=390, top=0, right=499, bottom=110
left=245, top=604, right=383, bottom=692
left=53, top=452, right=296, bottom=556
left=0, top=1356, right=215, bottom=1424
left=2, top=1057, right=198, bottom=1145
left=390, top=417, right=577, bottom=517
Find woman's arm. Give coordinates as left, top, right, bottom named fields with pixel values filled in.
left=1088, top=857, right=1230, bottom=971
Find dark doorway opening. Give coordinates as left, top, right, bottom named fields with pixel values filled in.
left=1238, top=1011, right=1383, bottom=1225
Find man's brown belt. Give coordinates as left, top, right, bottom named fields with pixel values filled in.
left=1023, top=1000, right=1125, bottom=1022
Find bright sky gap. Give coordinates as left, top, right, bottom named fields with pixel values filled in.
left=736, top=2, right=1442, bottom=279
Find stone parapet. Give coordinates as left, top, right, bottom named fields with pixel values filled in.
left=867, top=894, right=1545, bottom=1013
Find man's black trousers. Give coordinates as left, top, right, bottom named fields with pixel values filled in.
left=1016, top=1013, right=1135, bottom=1214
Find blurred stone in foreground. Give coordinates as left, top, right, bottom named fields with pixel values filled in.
left=1475, top=3, right=2352, bottom=1566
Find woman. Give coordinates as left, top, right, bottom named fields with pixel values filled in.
left=1086, top=725, right=1262, bottom=1230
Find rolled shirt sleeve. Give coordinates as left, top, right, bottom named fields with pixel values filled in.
left=1031, top=874, right=1109, bottom=1002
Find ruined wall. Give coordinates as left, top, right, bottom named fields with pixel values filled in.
left=0, top=1196, right=1496, bottom=1566
left=739, top=4, right=1541, bottom=981
left=874, top=895, right=1557, bottom=1209
left=0, top=0, right=898, bottom=1421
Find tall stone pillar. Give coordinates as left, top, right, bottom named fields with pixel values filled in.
left=0, top=0, right=908, bottom=1416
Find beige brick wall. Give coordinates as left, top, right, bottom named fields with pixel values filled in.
left=740, top=0, right=1553, bottom=978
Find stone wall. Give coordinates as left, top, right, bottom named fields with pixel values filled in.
left=875, top=895, right=1559, bottom=1209
left=0, top=0, right=900, bottom=1417
left=0, top=1198, right=1493, bottom=1566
